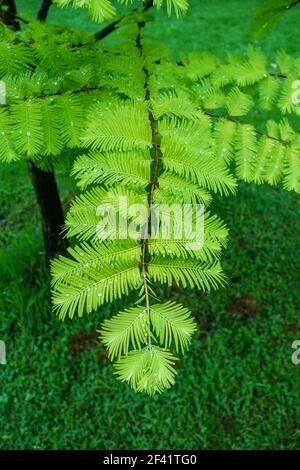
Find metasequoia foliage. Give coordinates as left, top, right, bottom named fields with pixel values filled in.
left=0, top=1, right=300, bottom=394
left=53, top=0, right=189, bottom=21
left=50, top=28, right=230, bottom=394
left=0, top=21, right=300, bottom=188
left=51, top=35, right=300, bottom=393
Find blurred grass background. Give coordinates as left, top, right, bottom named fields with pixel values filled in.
left=0, top=0, right=300, bottom=450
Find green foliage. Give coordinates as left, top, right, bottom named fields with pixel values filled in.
left=149, top=302, right=197, bottom=352
left=114, top=345, right=178, bottom=394
left=81, top=101, right=152, bottom=151
left=181, top=47, right=300, bottom=191
left=0, top=19, right=299, bottom=191
left=48, top=24, right=234, bottom=393
left=52, top=244, right=142, bottom=318
left=54, top=0, right=189, bottom=22
left=0, top=108, right=17, bottom=162
left=1, top=0, right=300, bottom=449
left=1, top=155, right=300, bottom=450
left=1, top=0, right=300, bottom=395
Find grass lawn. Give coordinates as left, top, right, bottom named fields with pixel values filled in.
left=0, top=0, right=300, bottom=450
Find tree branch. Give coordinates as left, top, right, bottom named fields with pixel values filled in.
left=0, top=85, right=104, bottom=109
left=269, top=72, right=288, bottom=79
left=0, top=85, right=290, bottom=149
left=136, top=20, right=159, bottom=346
left=286, top=0, right=300, bottom=10
left=95, top=0, right=153, bottom=41
left=204, top=110, right=288, bottom=146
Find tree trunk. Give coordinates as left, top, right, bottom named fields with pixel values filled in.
left=28, top=162, right=66, bottom=264
left=0, top=0, right=20, bottom=30
left=37, top=0, right=52, bottom=22
left=26, top=163, right=66, bottom=266
left=1, top=0, right=66, bottom=264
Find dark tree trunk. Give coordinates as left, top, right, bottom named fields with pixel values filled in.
left=27, top=165, right=66, bottom=266
left=0, top=0, right=20, bottom=30
left=28, top=162, right=66, bottom=264
left=1, top=0, right=66, bottom=264
left=37, top=0, right=52, bottom=22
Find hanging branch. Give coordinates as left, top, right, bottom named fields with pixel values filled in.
left=1, top=83, right=289, bottom=150
left=135, top=20, right=162, bottom=349
left=0, top=85, right=105, bottom=109
left=204, top=110, right=288, bottom=146
left=95, top=0, right=153, bottom=40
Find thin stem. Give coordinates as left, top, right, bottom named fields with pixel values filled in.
left=269, top=72, right=288, bottom=79
left=0, top=85, right=103, bottom=109
left=176, top=58, right=294, bottom=81
left=7, top=12, right=28, bottom=24
left=140, top=236, right=151, bottom=347
left=203, top=110, right=288, bottom=146
left=136, top=21, right=161, bottom=348
left=95, top=0, right=153, bottom=41
left=286, top=0, right=300, bottom=10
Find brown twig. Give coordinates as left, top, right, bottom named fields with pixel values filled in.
left=136, top=20, right=160, bottom=345
left=95, top=0, right=153, bottom=41
left=0, top=85, right=104, bottom=109
left=269, top=72, right=288, bottom=79
left=136, top=22, right=160, bottom=275
left=286, top=0, right=300, bottom=9
left=204, top=110, right=288, bottom=146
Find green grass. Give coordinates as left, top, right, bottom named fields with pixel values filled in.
left=1, top=0, right=300, bottom=450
